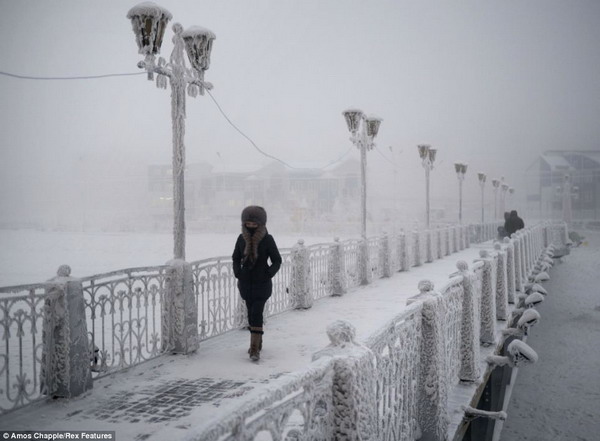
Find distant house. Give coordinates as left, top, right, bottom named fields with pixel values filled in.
left=525, top=150, right=600, bottom=220
left=147, top=159, right=361, bottom=228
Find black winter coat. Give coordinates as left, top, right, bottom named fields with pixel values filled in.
left=505, top=214, right=525, bottom=236
left=232, top=233, right=282, bottom=300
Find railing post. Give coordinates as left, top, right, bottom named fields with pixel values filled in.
left=437, top=228, right=443, bottom=260
left=312, top=320, right=377, bottom=441
left=41, top=265, right=93, bottom=398
left=453, top=226, right=459, bottom=253
left=504, top=237, right=516, bottom=304
left=475, top=251, right=497, bottom=345
left=426, top=229, right=433, bottom=263
left=328, top=237, right=346, bottom=296
left=512, top=234, right=523, bottom=294
left=494, top=243, right=509, bottom=321
left=413, top=230, right=422, bottom=267
left=464, top=225, right=471, bottom=248
left=163, top=259, right=199, bottom=354
left=398, top=230, right=409, bottom=272
left=291, top=239, right=313, bottom=308
left=411, top=280, right=449, bottom=441
left=381, top=232, right=392, bottom=278
left=359, top=237, right=370, bottom=285
left=445, top=227, right=451, bottom=256
left=454, top=261, right=481, bottom=382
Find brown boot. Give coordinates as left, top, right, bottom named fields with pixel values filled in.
left=249, top=327, right=263, bottom=361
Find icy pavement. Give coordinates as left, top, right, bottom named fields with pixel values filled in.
left=499, top=230, right=600, bottom=441
left=2, top=241, right=493, bottom=441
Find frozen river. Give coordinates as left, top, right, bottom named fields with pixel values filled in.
left=0, top=229, right=336, bottom=287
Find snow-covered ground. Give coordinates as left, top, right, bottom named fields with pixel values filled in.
left=499, top=230, right=600, bottom=441
left=0, top=229, right=336, bottom=286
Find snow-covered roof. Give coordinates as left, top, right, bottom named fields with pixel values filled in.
left=540, top=153, right=572, bottom=170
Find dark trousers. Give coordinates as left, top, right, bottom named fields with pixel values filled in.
left=238, top=279, right=272, bottom=328
left=245, top=298, right=267, bottom=327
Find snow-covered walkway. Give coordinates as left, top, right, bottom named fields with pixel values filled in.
left=2, top=240, right=494, bottom=440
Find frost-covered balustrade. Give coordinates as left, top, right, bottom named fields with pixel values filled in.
left=186, top=221, right=566, bottom=441
left=0, top=221, right=501, bottom=415
left=81, top=266, right=168, bottom=378
left=0, top=283, right=54, bottom=413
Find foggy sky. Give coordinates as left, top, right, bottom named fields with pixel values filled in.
left=1, top=0, right=599, bottom=225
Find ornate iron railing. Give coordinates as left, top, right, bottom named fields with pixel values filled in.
left=368, top=236, right=382, bottom=279
left=267, top=249, right=294, bottom=316
left=307, top=243, right=332, bottom=301
left=190, top=256, right=239, bottom=341
left=80, top=266, right=168, bottom=379
left=0, top=283, right=55, bottom=413
left=365, top=304, right=423, bottom=441
left=0, top=220, right=518, bottom=416
left=341, top=238, right=362, bottom=287
left=439, top=277, right=464, bottom=387
left=188, top=356, right=336, bottom=441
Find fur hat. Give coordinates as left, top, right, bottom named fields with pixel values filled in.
left=241, top=206, right=267, bottom=225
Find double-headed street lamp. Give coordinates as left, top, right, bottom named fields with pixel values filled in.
left=454, top=162, right=468, bottom=224
left=127, top=2, right=216, bottom=260
left=418, top=145, right=437, bottom=229
left=492, top=178, right=500, bottom=220
left=478, top=172, right=486, bottom=224
left=342, top=109, right=382, bottom=239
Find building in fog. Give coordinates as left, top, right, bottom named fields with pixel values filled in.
left=525, top=150, right=600, bottom=222
left=147, top=159, right=361, bottom=230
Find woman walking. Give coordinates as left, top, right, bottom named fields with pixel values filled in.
left=232, top=206, right=282, bottom=361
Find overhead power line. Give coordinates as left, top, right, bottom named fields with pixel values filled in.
left=0, top=70, right=146, bottom=80
left=0, top=68, right=353, bottom=171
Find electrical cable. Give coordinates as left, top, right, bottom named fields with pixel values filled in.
left=0, top=68, right=355, bottom=171
left=375, top=145, right=399, bottom=168
left=0, top=70, right=146, bottom=80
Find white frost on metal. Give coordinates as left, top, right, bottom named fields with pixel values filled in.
left=313, top=320, right=377, bottom=441
left=291, top=239, right=312, bottom=309
left=494, top=243, right=509, bottom=320
left=475, top=253, right=497, bottom=345
left=454, top=261, right=481, bottom=382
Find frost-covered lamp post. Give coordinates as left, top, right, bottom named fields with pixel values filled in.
left=492, top=178, right=500, bottom=220
left=478, top=172, right=486, bottom=224
left=342, top=109, right=383, bottom=239
left=454, top=162, right=468, bottom=224
left=561, top=174, right=575, bottom=226
left=500, top=182, right=509, bottom=216
left=127, top=2, right=215, bottom=260
left=418, top=144, right=437, bottom=228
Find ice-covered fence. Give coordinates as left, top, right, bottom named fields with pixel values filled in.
left=0, top=283, right=54, bottom=413
left=307, top=243, right=331, bottom=301
left=365, top=304, right=422, bottom=441
left=81, top=266, right=168, bottom=378
left=185, top=356, right=337, bottom=441
left=178, top=222, right=556, bottom=441
left=191, top=256, right=240, bottom=340
left=0, top=221, right=506, bottom=415
left=341, top=238, right=362, bottom=287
